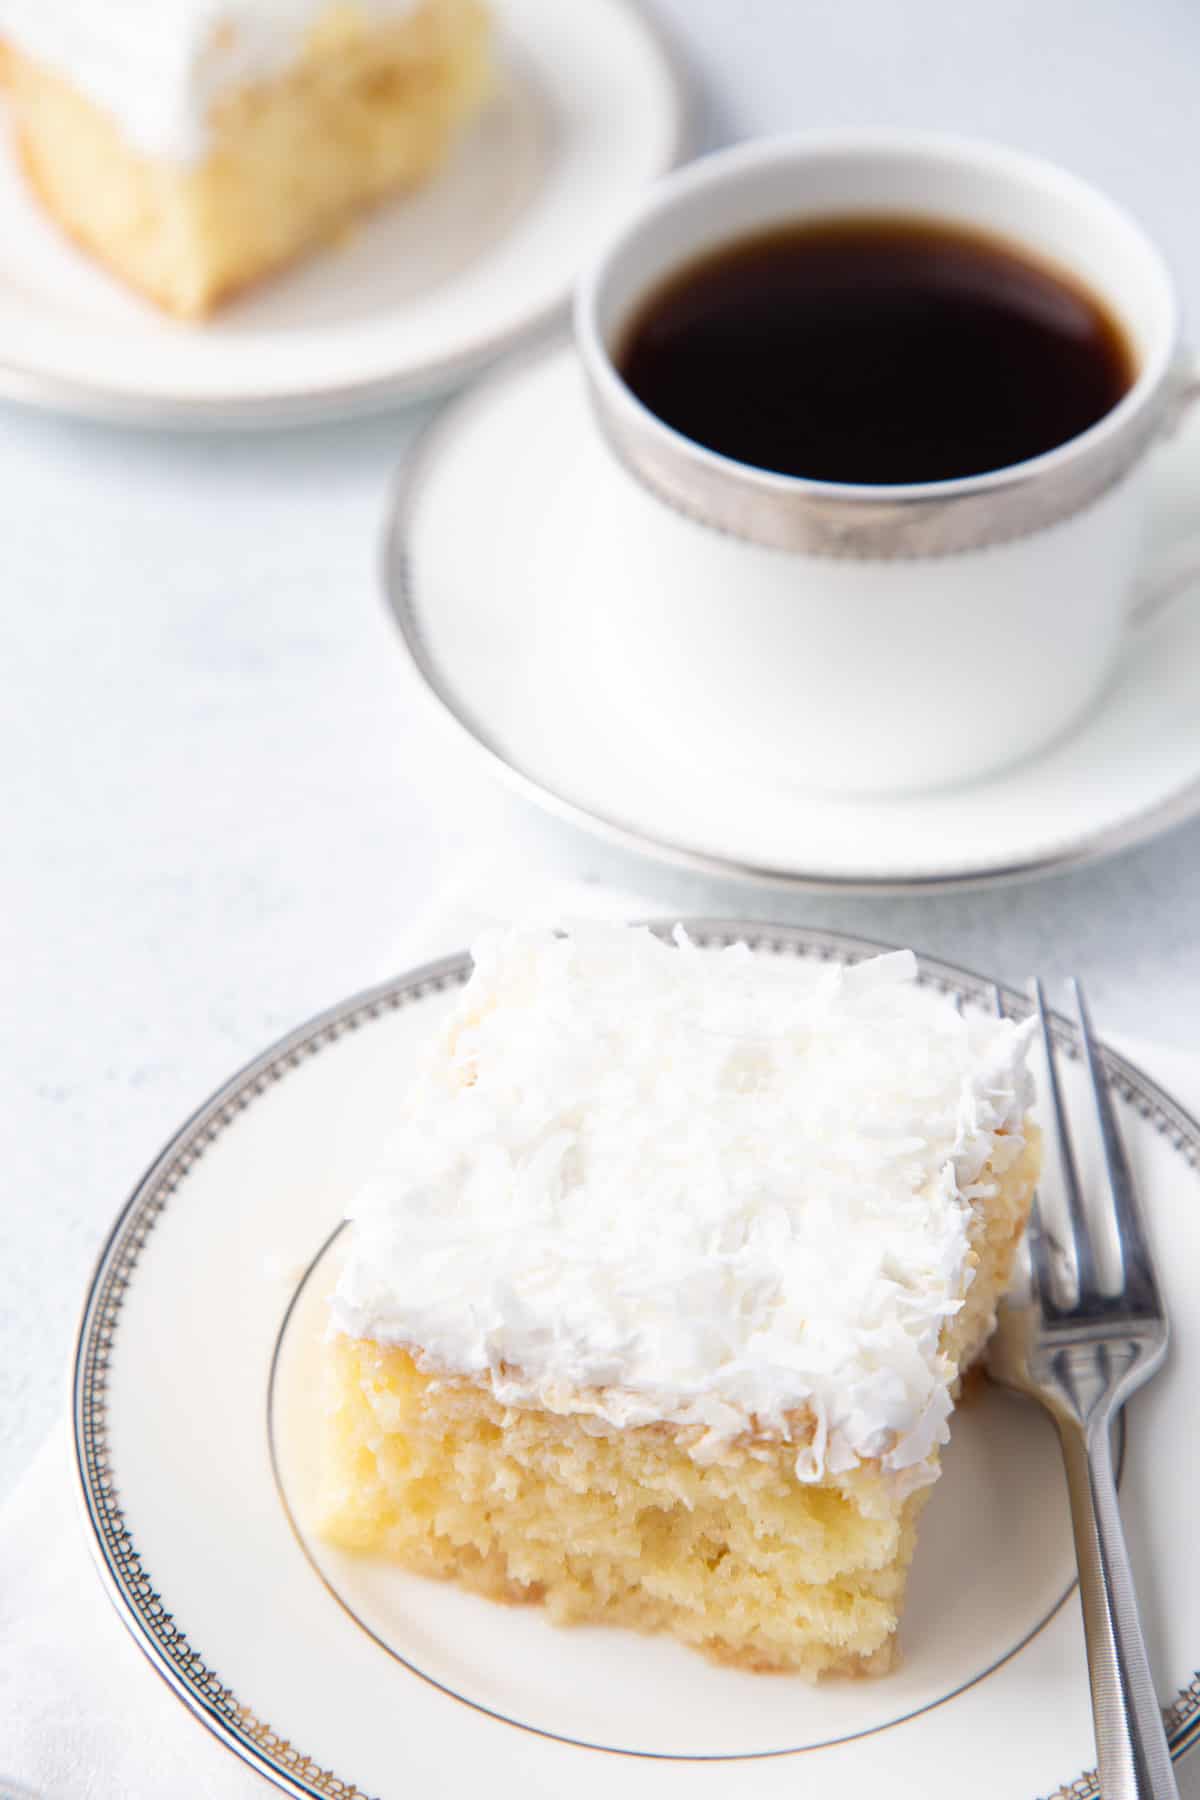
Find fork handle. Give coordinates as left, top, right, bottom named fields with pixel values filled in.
left=1057, top=1412, right=1180, bottom=1799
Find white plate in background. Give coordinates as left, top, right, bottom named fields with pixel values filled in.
left=0, top=0, right=689, bottom=425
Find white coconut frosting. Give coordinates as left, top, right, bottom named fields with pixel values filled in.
left=333, top=925, right=1036, bottom=1486
left=0, top=0, right=421, bottom=162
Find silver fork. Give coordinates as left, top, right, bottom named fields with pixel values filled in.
left=986, top=979, right=1178, bottom=1800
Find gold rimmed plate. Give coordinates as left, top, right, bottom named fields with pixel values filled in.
left=74, top=924, right=1200, bottom=1796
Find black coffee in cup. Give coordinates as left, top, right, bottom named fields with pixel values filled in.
left=617, top=216, right=1135, bottom=485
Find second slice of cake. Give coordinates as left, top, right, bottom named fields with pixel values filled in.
left=320, top=925, right=1039, bottom=1676
left=1, top=0, right=491, bottom=317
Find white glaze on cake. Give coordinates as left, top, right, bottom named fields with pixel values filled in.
left=0, top=0, right=421, bottom=161
left=333, top=926, right=1036, bottom=1485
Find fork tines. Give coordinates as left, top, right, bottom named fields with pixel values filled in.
left=1030, top=978, right=1163, bottom=1321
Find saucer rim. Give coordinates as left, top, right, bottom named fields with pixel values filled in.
left=380, top=338, right=1200, bottom=896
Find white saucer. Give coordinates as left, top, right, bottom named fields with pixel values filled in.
left=73, top=926, right=1200, bottom=1798
left=0, top=0, right=688, bottom=427
left=384, top=343, right=1200, bottom=894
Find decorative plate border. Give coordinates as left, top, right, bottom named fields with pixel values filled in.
left=73, top=921, right=1200, bottom=1799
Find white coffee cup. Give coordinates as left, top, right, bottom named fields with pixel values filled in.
left=575, top=132, right=1199, bottom=795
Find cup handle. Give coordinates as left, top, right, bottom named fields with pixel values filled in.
left=1128, top=353, right=1200, bottom=629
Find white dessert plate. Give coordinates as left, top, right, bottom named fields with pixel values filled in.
left=74, top=922, right=1200, bottom=1800
left=0, top=0, right=688, bottom=427
left=383, top=343, right=1200, bottom=893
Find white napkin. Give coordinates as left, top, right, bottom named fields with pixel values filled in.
left=3, top=858, right=1199, bottom=1800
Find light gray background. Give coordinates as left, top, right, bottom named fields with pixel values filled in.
left=5, top=0, right=1200, bottom=1507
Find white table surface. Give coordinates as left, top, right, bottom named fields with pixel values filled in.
left=5, top=0, right=1200, bottom=1515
